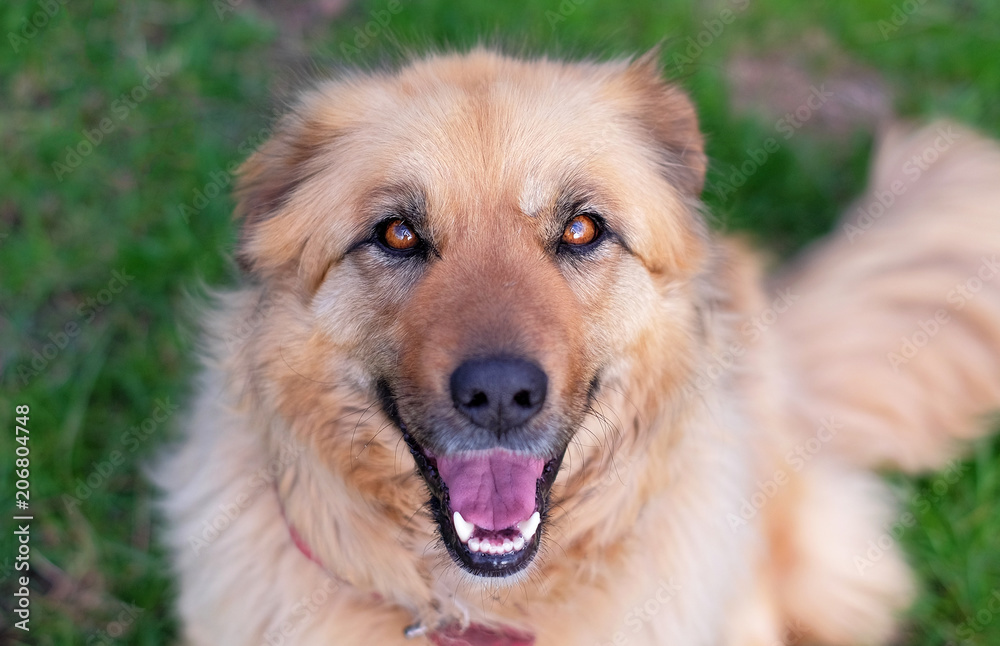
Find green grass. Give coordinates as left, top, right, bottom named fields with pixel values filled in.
left=1, top=0, right=998, bottom=643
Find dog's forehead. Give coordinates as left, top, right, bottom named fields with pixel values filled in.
left=280, top=52, right=704, bottom=275
left=373, top=56, right=651, bottom=215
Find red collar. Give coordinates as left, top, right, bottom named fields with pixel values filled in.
left=281, top=499, right=535, bottom=646
left=426, top=623, right=535, bottom=646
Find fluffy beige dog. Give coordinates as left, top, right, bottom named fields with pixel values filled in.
left=157, top=50, right=1000, bottom=645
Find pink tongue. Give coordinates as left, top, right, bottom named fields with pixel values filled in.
left=436, top=450, right=544, bottom=531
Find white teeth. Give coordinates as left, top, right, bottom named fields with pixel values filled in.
left=453, top=511, right=475, bottom=543
left=516, top=512, right=541, bottom=540
left=466, top=532, right=528, bottom=554
left=457, top=511, right=540, bottom=555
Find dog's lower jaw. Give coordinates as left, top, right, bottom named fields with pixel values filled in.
left=403, top=429, right=566, bottom=578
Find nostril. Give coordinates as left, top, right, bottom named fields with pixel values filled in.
left=450, top=356, right=548, bottom=432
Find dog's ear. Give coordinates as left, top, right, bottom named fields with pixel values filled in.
left=621, top=49, right=707, bottom=197
left=233, top=101, right=341, bottom=278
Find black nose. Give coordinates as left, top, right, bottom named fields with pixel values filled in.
left=450, top=357, right=548, bottom=433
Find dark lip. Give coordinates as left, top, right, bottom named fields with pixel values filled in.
left=402, top=430, right=564, bottom=577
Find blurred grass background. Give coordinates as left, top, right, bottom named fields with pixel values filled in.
left=1, top=0, right=999, bottom=643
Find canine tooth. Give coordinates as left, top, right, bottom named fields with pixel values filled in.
left=513, top=536, right=525, bottom=551
left=503, top=539, right=513, bottom=552
left=468, top=537, right=481, bottom=552
left=517, top=512, right=541, bottom=540
left=453, top=511, right=475, bottom=543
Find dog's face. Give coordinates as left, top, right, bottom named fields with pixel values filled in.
left=235, top=50, right=707, bottom=579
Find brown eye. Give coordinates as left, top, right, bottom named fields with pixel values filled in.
left=379, top=218, right=419, bottom=252
left=561, top=214, right=600, bottom=247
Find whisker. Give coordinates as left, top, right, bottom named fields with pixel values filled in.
left=350, top=400, right=381, bottom=463
left=583, top=402, right=622, bottom=477
left=394, top=434, right=408, bottom=477
left=277, top=342, right=341, bottom=387
left=600, top=383, right=645, bottom=428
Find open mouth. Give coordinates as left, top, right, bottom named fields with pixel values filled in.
left=403, top=431, right=563, bottom=577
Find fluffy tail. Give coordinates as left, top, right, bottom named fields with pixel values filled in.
left=772, top=120, right=1000, bottom=472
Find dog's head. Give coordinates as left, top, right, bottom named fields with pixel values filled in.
left=233, top=50, right=708, bottom=580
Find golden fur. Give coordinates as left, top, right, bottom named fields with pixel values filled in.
left=157, top=49, right=1000, bottom=645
